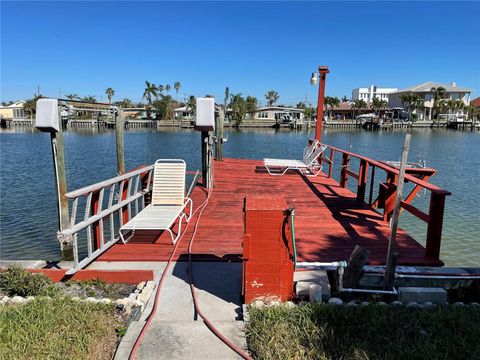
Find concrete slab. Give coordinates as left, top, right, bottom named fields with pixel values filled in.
left=0, top=260, right=47, bottom=269
left=398, top=287, right=447, bottom=304
left=134, top=321, right=246, bottom=360
left=116, top=262, right=246, bottom=360
left=156, top=262, right=243, bottom=322
left=295, top=270, right=331, bottom=300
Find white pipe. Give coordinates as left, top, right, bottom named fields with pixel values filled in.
left=341, top=287, right=398, bottom=295
left=395, top=274, right=480, bottom=280
left=296, top=261, right=347, bottom=270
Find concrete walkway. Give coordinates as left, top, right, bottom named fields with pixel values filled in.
left=102, top=262, right=247, bottom=360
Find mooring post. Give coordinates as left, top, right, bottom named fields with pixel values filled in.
left=384, top=133, right=411, bottom=291
left=50, top=128, right=69, bottom=234
left=215, top=108, right=224, bottom=161
left=201, top=131, right=213, bottom=188
left=115, top=108, right=125, bottom=175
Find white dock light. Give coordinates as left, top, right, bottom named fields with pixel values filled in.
left=35, top=98, right=60, bottom=132
left=310, top=72, right=318, bottom=86
left=195, top=97, right=215, bottom=132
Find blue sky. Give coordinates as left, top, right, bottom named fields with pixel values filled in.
left=1, top=1, right=479, bottom=105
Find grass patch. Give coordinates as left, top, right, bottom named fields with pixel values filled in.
left=0, top=266, right=59, bottom=297
left=0, top=297, right=121, bottom=360
left=246, top=304, right=480, bottom=360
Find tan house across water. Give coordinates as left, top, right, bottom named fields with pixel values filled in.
left=0, top=101, right=26, bottom=120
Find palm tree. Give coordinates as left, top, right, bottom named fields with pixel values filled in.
left=81, top=95, right=97, bottom=103
left=23, top=94, right=44, bottom=119
left=157, top=84, right=164, bottom=95
left=165, top=84, right=171, bottom=94
left=65, top=94, right=80, bottom=100
left=430, top=86, right=446, bottom=119
left=372, top=97, right=388, bottom=116
left=341, top=96, right=349, bottom=102
left=352, top=99, right=367, bottom=120
left=330, top=97, right=340, bottom=119
left=174, top=81, right=181, bottom=101
left=231, top=93, right=247, bottom=125
left=265, top=90, right=279, bottom=106
left=143, top=81, right=158, bottom=119
left=105, top=87, right=115, bottom=104
left=411, top=95, right=424, bottom=121
left=224, top=87, right=230, bottom=108
left=245, top=95, right=258, bottom=119
left=465, top=103, right=478, bottom=121
left=446, top=99, right=457, bottom=117
left=186, top=95, right=196, bottom=117
left=116, top=98, right=133, bottom=108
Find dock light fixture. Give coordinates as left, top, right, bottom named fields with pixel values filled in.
left=310, top=66, right=329, bottom=142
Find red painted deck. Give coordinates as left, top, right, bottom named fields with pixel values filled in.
left=98, top=158, right=442, bottom=266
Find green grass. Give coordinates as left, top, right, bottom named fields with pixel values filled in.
left=0, top=297, right=120, bottom=360
left=246, top=304, right=480, bottom=360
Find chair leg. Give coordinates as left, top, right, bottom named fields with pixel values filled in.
left=266, top=165, right=289, bottom=176
left=119, top=229, right=135, bottom=244
left=168, top=215, right=184, bottom=244
left=305, top=165, right=323, bottom=177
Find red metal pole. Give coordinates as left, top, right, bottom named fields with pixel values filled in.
left=315, top=66, right=329, bottom=142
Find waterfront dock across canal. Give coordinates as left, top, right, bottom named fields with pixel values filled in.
left=97, top=157, right=444, bottom=267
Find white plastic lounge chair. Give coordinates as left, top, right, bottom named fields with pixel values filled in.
left=119, top=159, right=193, bottom=244
left=263, top=141, right=327, bottom=176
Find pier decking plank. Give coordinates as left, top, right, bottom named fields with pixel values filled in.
left=98, top=158, right=442, bottom=266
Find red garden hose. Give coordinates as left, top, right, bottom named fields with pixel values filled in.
left=129, top=162, right=252, bottom=360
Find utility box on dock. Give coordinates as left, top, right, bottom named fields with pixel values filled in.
left=35, top=98, right=60, bottom=132
left=242, top=195, right=295, bottom=304
left=195, top=97, right=215, bottom=132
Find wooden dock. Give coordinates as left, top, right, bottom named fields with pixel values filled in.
left=98, top=157, right=443, bottom=266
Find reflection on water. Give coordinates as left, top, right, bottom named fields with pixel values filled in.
left=1, top=127, right=479, bottom=266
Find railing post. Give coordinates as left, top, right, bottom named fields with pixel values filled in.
left=339, top=153, right=349, bottom=188
left=91, top=190, right=101, bottom=250
left=141, top=171, right=152, bottom=207
left=357, top=159, right=368, bottom=202
left=121, top=179, right=130, bottom=225
left=425, top=192, right=446, bottom=259
left=328, top=148, right=335, bottom=178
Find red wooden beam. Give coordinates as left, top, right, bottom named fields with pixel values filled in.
left=340, top=153, right=350, bottom=187
left=357, top=159, right=368, bottom=202
left=400, top=201, right=430, bottom=223
left=426, top=192, right=446, bottom=259
left=315, top=66, right=329, bottom=142
left=28, top=269, right=154, bottom=284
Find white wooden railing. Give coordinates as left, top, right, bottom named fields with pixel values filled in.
left=60, top=165, right=154, bottom=275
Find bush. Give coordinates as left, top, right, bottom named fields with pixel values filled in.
left=0, top=266, right=58, bottom=297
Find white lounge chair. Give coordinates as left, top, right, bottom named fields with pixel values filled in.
left=263, top=141, right=327, bottom=176
left=119, top=159, right=193, bottom=244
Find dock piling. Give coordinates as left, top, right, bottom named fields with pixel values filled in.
left=384, top=134, right=411, bottom=290
left=115, top=109, right=125, bottom=175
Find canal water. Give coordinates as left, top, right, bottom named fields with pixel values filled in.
left=0, top=127, right=478, bottom=266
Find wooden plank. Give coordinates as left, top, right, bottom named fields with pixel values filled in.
left=28, top=269, right=154, bottom=284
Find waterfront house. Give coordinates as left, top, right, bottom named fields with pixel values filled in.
left=174, top=104, right=233, bottom=122
left=388, top=82, right=472, bottom=120
left=253, top=106, right=304, bottom=123
left=352, top=85, right=398, bottom=103
left=323, top=101, right=354, bottom=120
left=0, top=100, right=26, bottom=120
